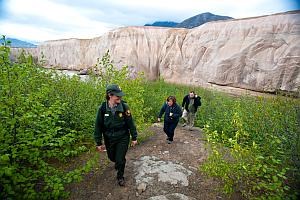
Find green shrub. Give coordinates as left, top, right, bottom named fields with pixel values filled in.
left=141, top=80, right=299, bottom=199
left=1, top=35, right=298, bottom=199
left=0, top=38, right=150, bottom=199
left=200, top=94, right=299, bottom=199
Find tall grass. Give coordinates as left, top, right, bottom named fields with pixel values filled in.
left=145, top=81, right=300, bottom=199
left=142, top=80, right=299, bottom=199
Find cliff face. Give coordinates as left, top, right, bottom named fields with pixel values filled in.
left=171, top=12, right=300, bottom=92
left=11, top=12, right=300, bottom=92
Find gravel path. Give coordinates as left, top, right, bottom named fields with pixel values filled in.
left=68, top=123, right=231, bottom=200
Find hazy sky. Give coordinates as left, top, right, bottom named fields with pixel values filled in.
left=0, top=0, right=299, bottom=43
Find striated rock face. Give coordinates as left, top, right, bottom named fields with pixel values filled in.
left=11, top=11, right=300, bottom=93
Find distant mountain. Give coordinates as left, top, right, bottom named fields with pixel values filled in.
left=144, top=21, right=178, bottom=27
left=176, top=12, right=233, bottom=29
left=0, top=37, right=37, bottom=48
left=144, top=12, right=233, bottom=29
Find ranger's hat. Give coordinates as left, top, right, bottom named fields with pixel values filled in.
left=106, top=84, right=125, bottom=96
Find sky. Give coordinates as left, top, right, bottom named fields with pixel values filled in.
left=0, top=0, right=299, bottom=43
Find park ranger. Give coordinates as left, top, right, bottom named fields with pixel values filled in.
left=94, top=84, right=138, bottom=186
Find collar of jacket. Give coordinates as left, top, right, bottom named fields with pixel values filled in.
left=106, top=101, right=124, bottom=112
left=167, top=103, right=176, bottom=108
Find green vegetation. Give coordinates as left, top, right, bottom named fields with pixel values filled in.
left=143, top=81, right=299, bottom=199
left=1, top=36, right=299, bottom=199
left=199, top=90, right=300, bottom=199
left=0, top=37, right=149, bottom=199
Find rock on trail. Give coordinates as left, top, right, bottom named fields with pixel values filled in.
left=67, top=124, right=236, bottom=199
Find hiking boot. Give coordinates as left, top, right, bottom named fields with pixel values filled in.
left=117, top=177, right=125, bottom=186
left=182, top=123, right=186, bottom=127
left=167, top=140, right=172, bottom=144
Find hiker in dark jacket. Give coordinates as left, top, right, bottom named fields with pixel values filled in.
left=181, top=91, right=201, bottom=130
left=94, top=84, right=138, bottom=186
left=158, top=96, right=182, bottom=144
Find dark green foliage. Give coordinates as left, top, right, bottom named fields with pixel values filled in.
left=0, top=39, right=148, bottom=199
left=199, top=93, right=300, bottom=199
left=1, top=35, right=299, bottom=199
left=0, top=36, right=101, bottom=199
left=142, top=81, right=299, bottom=199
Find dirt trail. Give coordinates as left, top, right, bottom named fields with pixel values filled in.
left=68, top=124, right=229, bottom=200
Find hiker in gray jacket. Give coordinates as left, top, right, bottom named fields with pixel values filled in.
left=181, top=91, right=201, bottom=130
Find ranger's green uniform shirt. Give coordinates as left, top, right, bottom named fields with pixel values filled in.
left=94, top=101, right=137, bottom=146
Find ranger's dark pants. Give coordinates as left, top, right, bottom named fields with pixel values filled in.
left=104, top=133, right=130, bottom=179
left=163, top=120, right=178, bottom=141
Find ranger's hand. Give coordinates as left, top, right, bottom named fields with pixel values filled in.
left=96, top=145, right=106, bottom=152
left=131, top=140, right=138, bottom=147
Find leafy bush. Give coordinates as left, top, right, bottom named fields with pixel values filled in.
left=0, top=37, right=101, bottom=199
left=0, top=38, right=149, bottom=199
left=1, top=35, right=298, bottom=199
left=90, top=50, right=150, bottom=131
left=200, top=93, right=300, bottom=199
left=142, top=81, right=299, bottom=199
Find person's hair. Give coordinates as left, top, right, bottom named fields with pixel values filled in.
left=106, top=92, right=113, bottom=100
left=167, top=95, right=176, bottom=103
left=189, top=91, right=195, bottom=94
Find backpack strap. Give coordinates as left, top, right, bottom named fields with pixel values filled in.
left=121, top=101, right=130, bottom=130
left=100, top=102, right=106, bottom=116
left=121, top=101, right=127, bottom=114
left=99, top=102, right=106, bottom=132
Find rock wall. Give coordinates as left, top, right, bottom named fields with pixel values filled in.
left=11, top=11, right=300, bottom=92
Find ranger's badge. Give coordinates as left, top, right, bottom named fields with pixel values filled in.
left=125, top=110, right=131, bottom=116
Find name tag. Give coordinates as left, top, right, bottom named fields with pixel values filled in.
left=104, top=114, right=109, bottom=117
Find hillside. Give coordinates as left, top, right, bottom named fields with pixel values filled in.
left=145, top=21, right=178, bottom=27
left=1, top=37, right=37, bottom=48
left=144, top=12, right=233, bottom=28
left=10, top=11, right=300, bottom=93
left=175, top=12, right=233, bottom=28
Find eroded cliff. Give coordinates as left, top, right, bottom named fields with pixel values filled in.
left=11, top=11, right=300, bottom=93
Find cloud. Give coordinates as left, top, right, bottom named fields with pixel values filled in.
left=1, top=0, right=119, bottom=42
left=52, top=0, right=300, bottom=22
left=0, top=21, right=62, bottom=42
left=0, top=20, right=116, bottom=42
left=1, top=0, right=299, bottom=42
